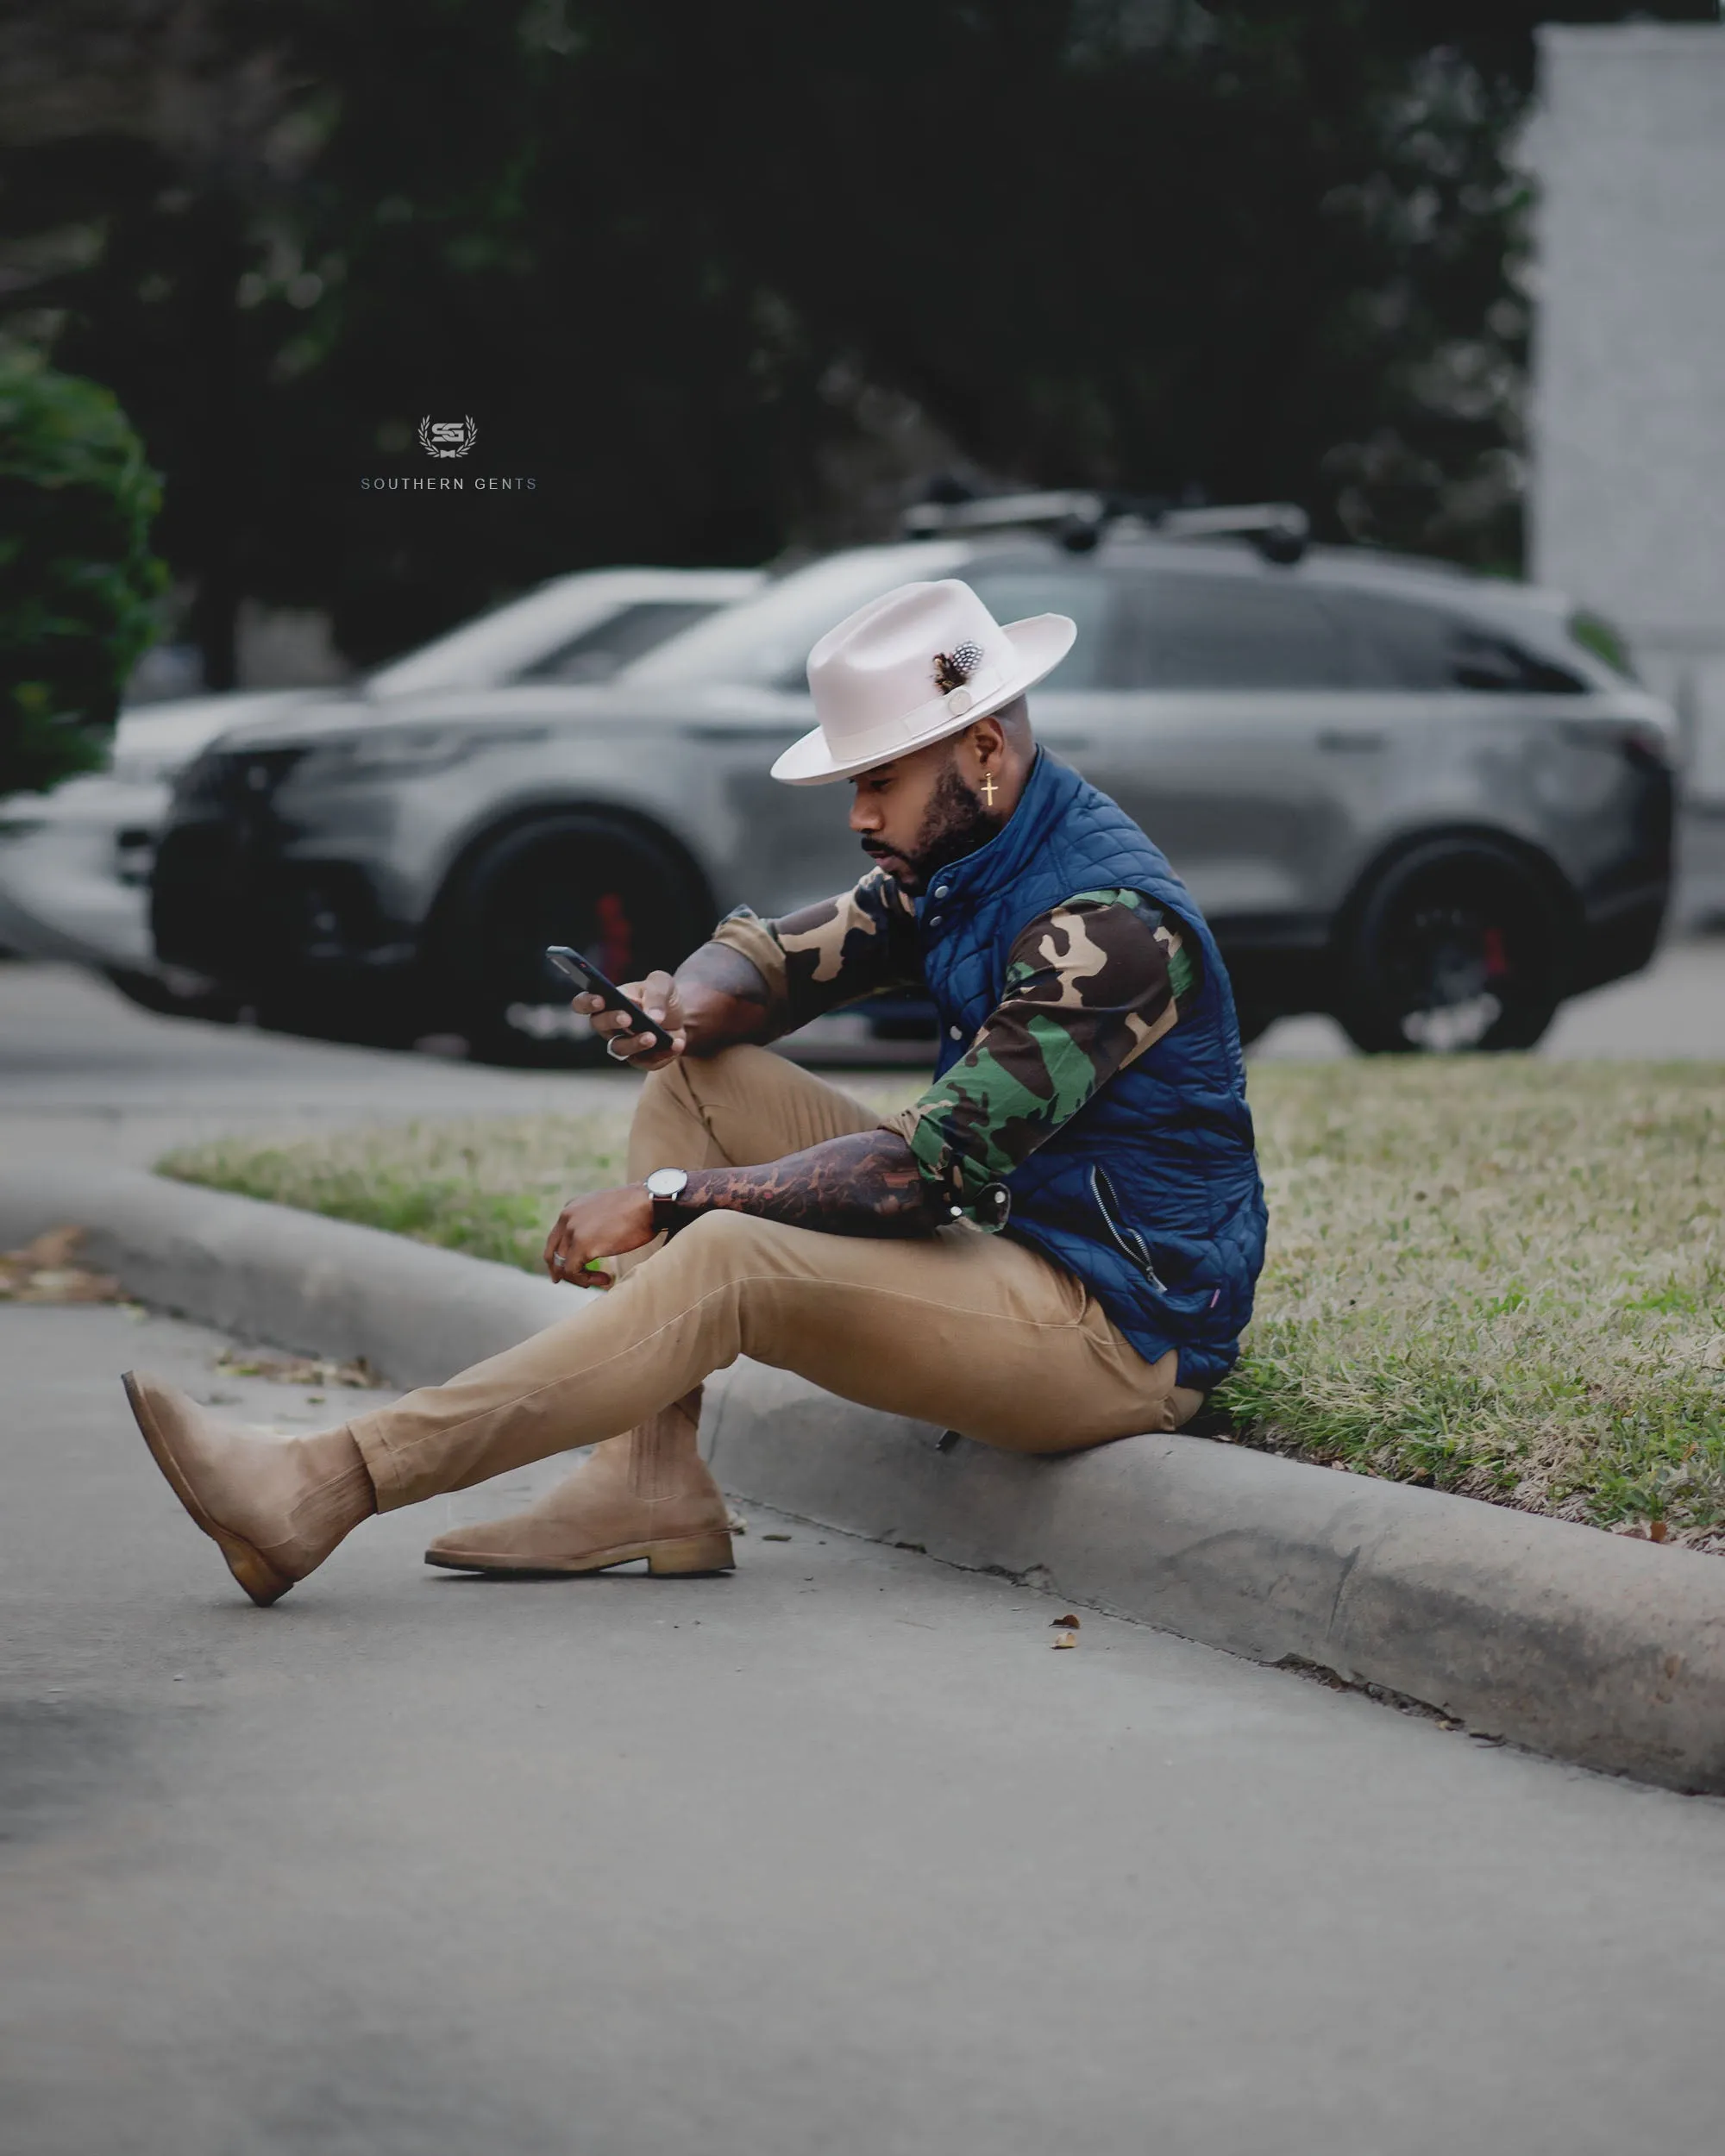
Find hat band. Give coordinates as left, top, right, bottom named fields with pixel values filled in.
left=819, top=655, right=1014, bottom=767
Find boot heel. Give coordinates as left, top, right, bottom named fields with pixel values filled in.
left=647, top=1531, right=735, bottom=1576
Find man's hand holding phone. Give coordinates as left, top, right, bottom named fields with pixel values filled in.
left=574, top=968, right=687, bottom=1070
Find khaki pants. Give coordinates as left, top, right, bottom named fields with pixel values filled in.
left=347, top=1047, right=1201, bottom=1511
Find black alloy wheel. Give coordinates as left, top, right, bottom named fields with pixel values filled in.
left=1338, top=843, right=1568, bottom=1056
left=448, top=814, right=706, bottom=1069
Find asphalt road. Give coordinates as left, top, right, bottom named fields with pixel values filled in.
left=2, top=935, right=1724, bottom=1172
left=7, top=949, right=1725, bottom=2152
left=0, top=962, right=633, bottom=1169
left=8, top=1301, right=1725, bottom=2156
left=1256, top=930, right=1725, bottom=1060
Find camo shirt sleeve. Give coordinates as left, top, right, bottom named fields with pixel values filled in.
left=706, top=867, right=924, bottom=1034
left=879, top=890, right=1201, bottom=1217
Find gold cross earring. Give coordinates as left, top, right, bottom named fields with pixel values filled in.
left=980, top=770, right=998, bottom=808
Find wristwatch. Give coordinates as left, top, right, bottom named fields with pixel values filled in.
left=644, top=1165, right=690, bottom=1229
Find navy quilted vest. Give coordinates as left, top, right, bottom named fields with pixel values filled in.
left=917, top=750, right=1267, bottom=1389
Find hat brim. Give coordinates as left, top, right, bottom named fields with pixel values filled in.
left=769, top=612, right=1078, bottom=786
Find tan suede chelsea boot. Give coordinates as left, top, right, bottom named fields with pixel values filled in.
left=423, top=1389, right=733, bottom=1578
left=122, top=1370, right=376, bottom=1606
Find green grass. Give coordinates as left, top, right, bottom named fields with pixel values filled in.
left=1218, top=1060, right=1725, bottom=1545
left=160, top=1110, right=638, bottom=1273
left=159, top=1060, right=1725, bottom=1544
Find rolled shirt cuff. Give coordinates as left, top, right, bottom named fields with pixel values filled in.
left=706, top=909, right=792, bottom=1030
left=880, top=1106, right=1004, bottom=1225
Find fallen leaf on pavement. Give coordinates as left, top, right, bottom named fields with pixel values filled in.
left=215, top=1350, right=382, bottom=1389
left=1052, top=1631, right=1078, bottom=1650
left=1051, top=1614, right=1081, bottom=1628
left=15, top=1225, right=80, bottom=1269
left=0, top=1226, right=122, bottom=1304
left=762, top=1532, right=792, bottom=1542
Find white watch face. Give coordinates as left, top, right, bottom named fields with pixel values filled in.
left=645, top=1168, right=688, bottom=1200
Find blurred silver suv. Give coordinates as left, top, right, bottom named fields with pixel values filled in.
left=151, top=505, right=1675, bottom=1059
left=0, top=566, right=759, bottom=1013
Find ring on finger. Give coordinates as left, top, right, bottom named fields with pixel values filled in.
left=605, top=1038, right=633, bottom=1062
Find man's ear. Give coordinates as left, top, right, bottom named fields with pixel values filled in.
left=968, top=713, right=1007, bottom=762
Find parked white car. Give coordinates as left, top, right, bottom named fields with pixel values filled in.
left=0, top=567, right=761, bottom=1011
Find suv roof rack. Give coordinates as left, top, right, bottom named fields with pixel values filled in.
left=900, top=487, right=1310, bottom=567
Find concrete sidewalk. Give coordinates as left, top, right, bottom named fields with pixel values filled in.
left=6, top=1301, right=1725, bottom=2156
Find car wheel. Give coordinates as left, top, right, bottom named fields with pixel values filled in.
left=1337, top=843, right=1567, bottom=1055
left=448, top=815, right=707, bottom=1069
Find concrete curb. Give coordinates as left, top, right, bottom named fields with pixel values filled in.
left=0, top=1160, right=573, bottom=1386
left=7, top=1162, right=1725, bottom=1796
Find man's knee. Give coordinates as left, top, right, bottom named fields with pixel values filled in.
left=637, top=1056, right=695, bottom=1120
left=638, top=1044, right=765, bottom=1122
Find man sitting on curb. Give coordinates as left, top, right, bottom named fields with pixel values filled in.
left=123, top=579, right=1269, bottom=1605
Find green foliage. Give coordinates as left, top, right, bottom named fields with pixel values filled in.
left=0, top=349, right=166, bottom=793
left=1568, top=608, right=1637, bottom=678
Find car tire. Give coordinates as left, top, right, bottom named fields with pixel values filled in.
left=1231, top=998, right=1275, bottom=1050
left=104, top=967, right=240, bottom=1025
left=250, top=981, right=422, bottom=1051
left=1337, top=841, right=1569, bottom=1056
left=443, top=814, right=708, bottom=1069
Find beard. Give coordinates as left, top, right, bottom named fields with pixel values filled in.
left=862, top=757, right=1003, bottom=892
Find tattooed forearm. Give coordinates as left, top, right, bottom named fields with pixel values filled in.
left=665, top=1130, right=944, bottom=1238
left=673, top=940, right=776, bottom=1054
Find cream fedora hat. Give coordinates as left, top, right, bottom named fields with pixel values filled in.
left=770, top=578, right=1077, bottom=787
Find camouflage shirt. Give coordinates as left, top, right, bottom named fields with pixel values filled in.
left=710, top=871, right=1200, bottom=1219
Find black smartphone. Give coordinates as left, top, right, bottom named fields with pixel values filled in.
left=543, top=945, right=677, bottom=1056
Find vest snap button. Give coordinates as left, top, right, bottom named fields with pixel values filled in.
left=933, top=885, right=949, bottom=899
left=929, top=913, right=942, bottom=925
left=949, top=1025, right=963, bottom=1041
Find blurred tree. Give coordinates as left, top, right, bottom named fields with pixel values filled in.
left=611, top=0, right=1716, bottom=569
left=0, top=1, right=323, bottom=687
left=0, top=348, right=166, bottom=791
left=0, top=0, right=1715, bottom=680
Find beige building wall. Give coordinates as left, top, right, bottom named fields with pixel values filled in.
left=1529, top=22, right=1725, bottom=899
